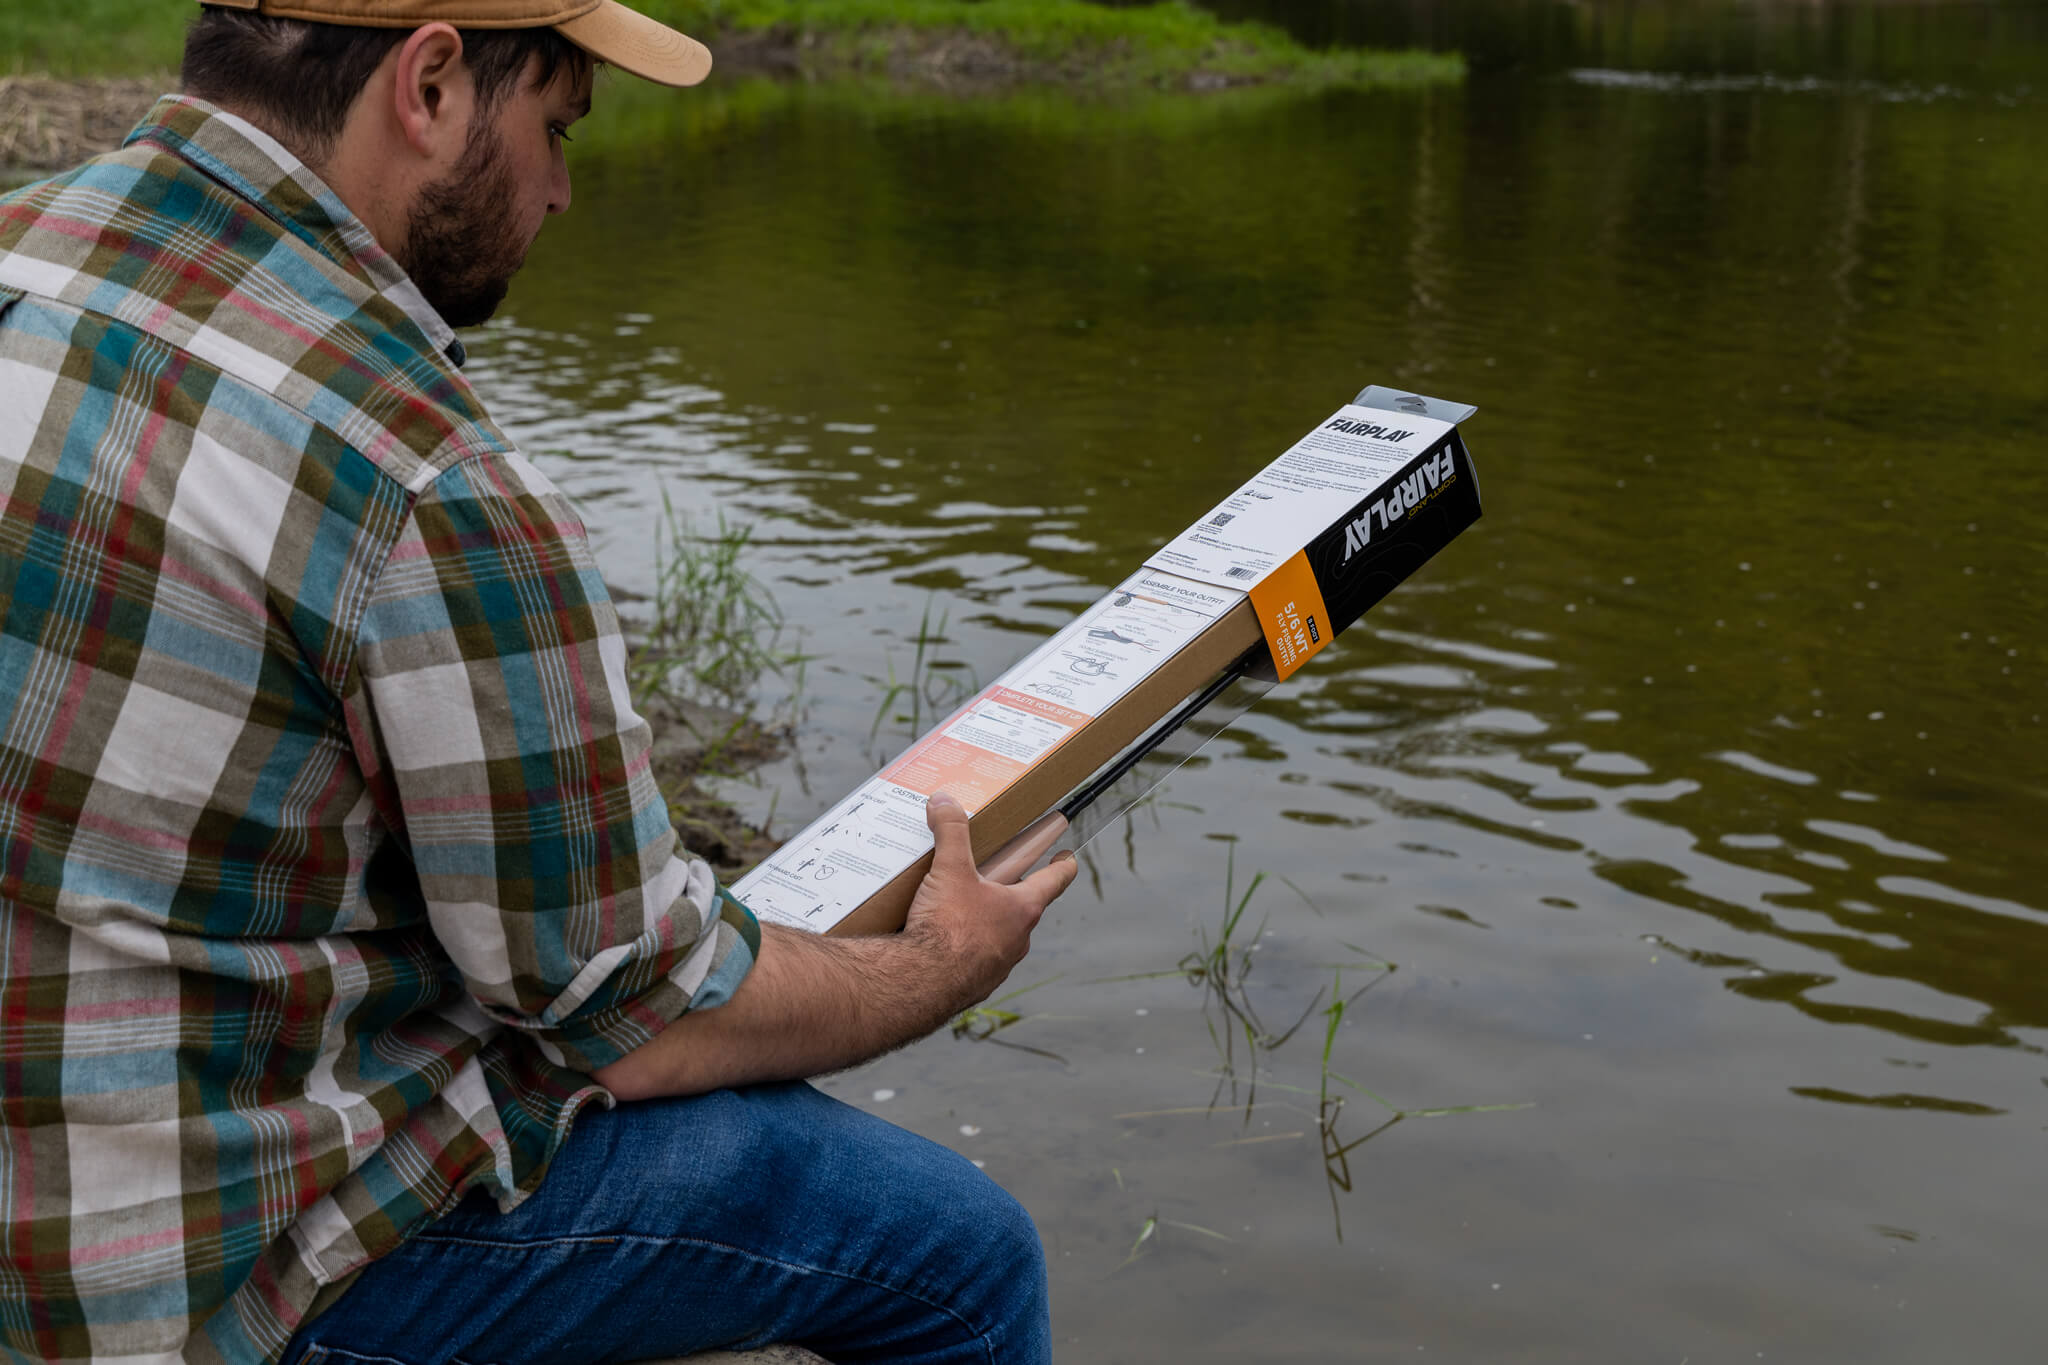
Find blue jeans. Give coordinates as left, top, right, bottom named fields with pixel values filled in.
left=282, top=1082, right=1050, bottom=1365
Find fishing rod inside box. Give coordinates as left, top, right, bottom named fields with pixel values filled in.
left=729, top=385, right=1482, bottom=935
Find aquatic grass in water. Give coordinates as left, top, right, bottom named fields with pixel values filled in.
left=1106, top=845, right=1330, bottom=1113
left=1179, top=851, right=1318, bottom=1112
left=627, top=491, right=807, bottom=769
left=865, top=595, right=978, bottom=750
left=950, top=974, right=1069, bottom=1064
left=1115, top=1212, right=1230, bottom=1271
left=1308, top=967, right=1533, bottom=1239
left=1100, top=852, right=1529, bottom=1245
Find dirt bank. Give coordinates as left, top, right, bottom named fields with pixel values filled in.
left=1, top=76, right=163, bottom=174
left=713, top=25, right=1253, bottom=90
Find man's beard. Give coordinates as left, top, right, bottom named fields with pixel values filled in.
left=400, top=120, right=529, bottom=330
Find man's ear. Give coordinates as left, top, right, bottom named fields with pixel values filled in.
left=389, top=23, right=474, bottom=163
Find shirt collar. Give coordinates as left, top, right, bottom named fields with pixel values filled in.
left=124, top=95, right=467, bottom=369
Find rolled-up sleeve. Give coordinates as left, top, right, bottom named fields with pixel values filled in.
left=345, top=450, right=758, bottom=1074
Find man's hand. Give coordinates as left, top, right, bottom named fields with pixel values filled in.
left=903, top=793, right=1077, bottom=1011
left=592, top=794, right=1077, bottom=1100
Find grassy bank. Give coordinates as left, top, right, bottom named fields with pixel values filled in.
left=649, top=0, right=1462, bottom=89
left=2, top=0, right=1460, bottom=89
left=616, top=502, right=804, bottom=878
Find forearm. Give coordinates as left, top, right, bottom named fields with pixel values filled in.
left=591, top=923, right=973, bottom=1100
left=594, top=793, right=1076, bottom=1102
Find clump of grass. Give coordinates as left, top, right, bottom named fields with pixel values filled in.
left=628, top=491, right=804, bottom=746
left=1101, top=850, right=1529, bottom=1246
left=1309, top=965, right=1533, bottom=1239
left=1091, top=845, right=1327, bottom=1111
left=1173, top=846, right=1325, bottom=1112
left=620, top=493, right=807, bottom=874
left=1312, top=965, right=1399, bottom=1241
left=1115, top=1211, right=1230, bottom=1271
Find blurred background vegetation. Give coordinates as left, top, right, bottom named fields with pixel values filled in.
left=0, top=0, right=1460, bottom=85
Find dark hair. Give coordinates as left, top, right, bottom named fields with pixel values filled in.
left=181, top=11, right=589, bottom=162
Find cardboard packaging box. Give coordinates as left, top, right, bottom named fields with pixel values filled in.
left=729, top=386, right=1482, bottom=936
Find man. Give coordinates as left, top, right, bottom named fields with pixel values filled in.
left=0, top=3, right=1076, bottom=1362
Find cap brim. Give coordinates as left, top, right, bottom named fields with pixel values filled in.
left=556, top=0, right=712, bottom=87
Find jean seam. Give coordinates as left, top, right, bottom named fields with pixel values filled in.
left=297, top=1340, right=529, bottom=1365
left=393, top=1230, right=997, bottom=1363
left=294, top=1347, right=417, bottom=1365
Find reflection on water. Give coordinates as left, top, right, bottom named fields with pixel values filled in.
left=1569, top=68, right=1992, bottom=103
left=469, top=3, right=2046, bottom=1356
left=1207, top=0, right=2048, bottom=88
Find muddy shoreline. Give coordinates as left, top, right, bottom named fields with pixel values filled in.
left=635, top=689, right=789, bottom=881
left=1, top=76, right=165, bottom=174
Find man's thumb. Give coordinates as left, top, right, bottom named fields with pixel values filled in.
left=925, top=792, right=975, bottom=869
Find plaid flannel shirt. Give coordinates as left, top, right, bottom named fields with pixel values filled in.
left=0, top=98, right=759, bottom=1364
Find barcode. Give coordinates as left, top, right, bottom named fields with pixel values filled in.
left=1207, top=512, right=1235, bottom=527
left=1224, top=566, right=1257, bottom=580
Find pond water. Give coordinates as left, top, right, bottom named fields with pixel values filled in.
left=471, top=2, right=2045, bottom=1358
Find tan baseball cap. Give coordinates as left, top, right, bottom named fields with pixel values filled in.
left=200, top=0, right=713, bottom=87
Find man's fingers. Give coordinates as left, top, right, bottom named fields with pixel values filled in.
left=976, top=811, right=1070, bottom=886
left=929, top=794, right=1076, bottom=909
left=1019, top=850, right=1080, bottom=908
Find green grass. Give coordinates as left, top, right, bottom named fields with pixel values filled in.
left=643, top=0, right=1461, bottom=88
left=1114, top=1211, right=1229, bottom=1270
left=626, top=492, right=806, bottom=761
left=864, top=595, right=977, bottom=750
left=1090, top=846, right=1329, bottom=1112
left=1, top=0, right=189, bottom=76
left=948, top=974, right=1069, bottom=1063
left=1078, top=851, right=1532, bottom=1249
left=622, top=493, right=806, bottom=794
left=612, top=495, right=806, bottom=872
left=0, top=0, right=1460, bottom=89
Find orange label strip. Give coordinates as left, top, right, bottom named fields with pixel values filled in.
left=1246, top=549, right=1332, bottom=682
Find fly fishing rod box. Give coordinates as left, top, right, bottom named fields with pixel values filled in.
left=728, top=386, right=1482, bottom=937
